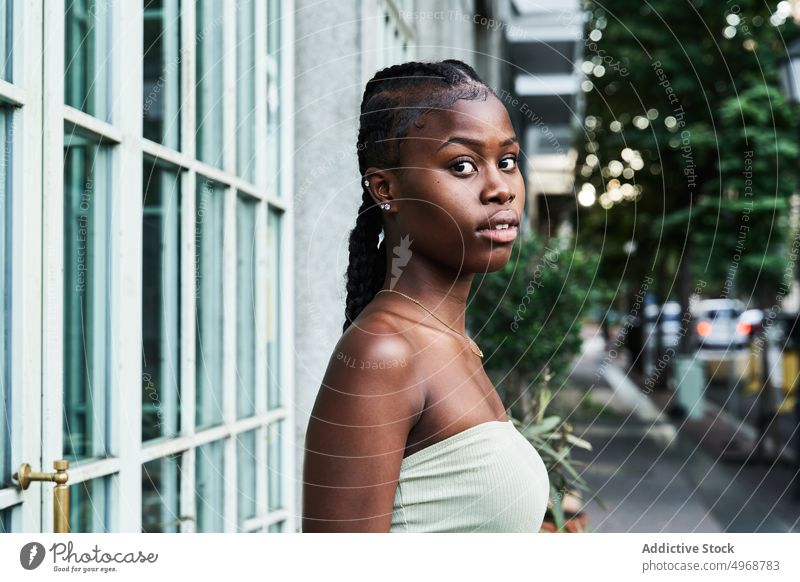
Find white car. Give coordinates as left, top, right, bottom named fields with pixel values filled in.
left=691, top=298, right=749, bottom=351
left=691, top=298, right=751, bottom=383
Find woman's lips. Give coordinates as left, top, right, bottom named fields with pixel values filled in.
left=476, top=225, right=518, bottom=243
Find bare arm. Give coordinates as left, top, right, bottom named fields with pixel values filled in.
left=301, top=325, right=423, bottom=532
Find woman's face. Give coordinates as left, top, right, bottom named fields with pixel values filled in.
left=389, top=93, right=526, bottom=275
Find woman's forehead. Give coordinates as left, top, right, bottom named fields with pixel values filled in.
left=404, top=96, right=514, bottom=145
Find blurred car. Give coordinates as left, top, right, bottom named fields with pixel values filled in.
left=738, top=308, right=764, bottom=339
left=691, top=298, right=749, bottom=351
left=634, top=301, right=683, bottom=379
left=691, top=298, right=750, bottom=383
left=643, top=301, right=683, bottom=351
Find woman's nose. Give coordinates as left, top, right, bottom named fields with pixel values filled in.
left=481, top=167, right=514, bottom=204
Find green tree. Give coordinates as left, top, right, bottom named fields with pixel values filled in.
left=577, top=0, right=800, bottom=336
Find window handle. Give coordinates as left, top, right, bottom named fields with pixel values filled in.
left=12, top=460, right=70, bottom=533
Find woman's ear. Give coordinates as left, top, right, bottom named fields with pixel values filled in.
left=362, top=167, right=398, bottom=211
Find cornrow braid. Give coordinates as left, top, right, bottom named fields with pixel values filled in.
left=342, top=59, right=494, bottom=333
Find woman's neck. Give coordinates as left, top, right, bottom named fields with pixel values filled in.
left=379, top=252, right=474, bottom=335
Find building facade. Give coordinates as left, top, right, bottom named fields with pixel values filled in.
left=500, top=0, right=584, bottom=236
left=1, top=0, right=294, bottom=533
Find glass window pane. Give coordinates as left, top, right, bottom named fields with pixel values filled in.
left=0, top=507, right=12, bottom=532
left=65, top=0, right=111, bottom=121
left=266, top=0, right=281, bottom=196
left=195, top=439, right=224, bottom=532
left=1, top=0, right=12, bottom=82
left=236, top=430, right=256, bottom=528
left=267, top=420, right=282, bottom=511
left=267, top=521, right=283, bottom=532
left=236, top=196, right=256, bottom=418
left=196, top=0, right=224, bottom=167
left=236, top=0, right=255, bottom=182
left=70, top=476, right=110, bottom=533
left=63, top=132, right=109, bottom=461
left=143, top=0, right=181, bottom=149
left=195, top=179, right=224, bottom=429
left=142, top=454, right=182, bottom=532
left=267, top=209, right=281, bottom=409
left=142, top=161, right=181, bottom=441
left=0, top=108, right=9, bottom=488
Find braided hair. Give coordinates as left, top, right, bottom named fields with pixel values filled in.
left=342, top=59, right=495, bottom=332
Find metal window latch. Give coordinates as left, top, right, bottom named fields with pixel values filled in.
left=12, top=460, right=71, bottom=533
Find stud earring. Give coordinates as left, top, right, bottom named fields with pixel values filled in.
left=363, top=179, right=369, bottom=188
left=381, top=203, right=390, bottom=210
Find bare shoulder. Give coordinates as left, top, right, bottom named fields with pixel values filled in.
left=313, top=309, right=423, bottom=426
left=338, top=311, right=419, bottom=377
left=301, top=311, right=425, bottom=532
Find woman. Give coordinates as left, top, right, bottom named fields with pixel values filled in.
left=302, top=60, right=550, bottom=532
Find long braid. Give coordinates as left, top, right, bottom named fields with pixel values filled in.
left=343, top=193, right=386, bottom=331
left=342, top=59, right=493, bottom=332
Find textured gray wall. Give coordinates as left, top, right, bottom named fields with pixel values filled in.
left=292, top=0, right=365, bottom=527
left=409, top=0, right=478, bottom=65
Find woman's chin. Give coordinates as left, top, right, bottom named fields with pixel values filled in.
left=477, top=248, right=514, bottom=273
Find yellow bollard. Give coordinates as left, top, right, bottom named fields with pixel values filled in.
left=745, top=339, right=762, bottom=396
left=779, top=348, right=799, bottom=414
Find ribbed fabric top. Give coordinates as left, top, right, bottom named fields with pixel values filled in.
left=390, top=420, right=550, bottom=533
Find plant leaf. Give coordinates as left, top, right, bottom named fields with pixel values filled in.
left=565, top=433, right=593, bottom=450
left=549, top=483, right=565, bottom=531
left=521, top=416, right=561, bottom=436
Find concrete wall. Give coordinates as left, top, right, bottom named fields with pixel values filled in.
left=292, top=0, right=365, bottom=525
left=409, top=0, right=477, bottom=65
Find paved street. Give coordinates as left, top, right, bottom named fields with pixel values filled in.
left=558, top=325, right=800, bottom=532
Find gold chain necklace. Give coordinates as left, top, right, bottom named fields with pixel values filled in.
left=375, top=289, right=484, bottom=358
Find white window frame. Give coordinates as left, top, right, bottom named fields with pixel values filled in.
left=0, top=0, right=44, bottom=533
left=360, top=0, right=415, bottom=87
left=1, top=0, right=295, bottom=534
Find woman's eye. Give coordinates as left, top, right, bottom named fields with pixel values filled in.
left=500, top=156, right=518, bottom=171
left=451, top=160, right=478, bottom=176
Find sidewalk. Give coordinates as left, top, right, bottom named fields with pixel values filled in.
left=558, top=325, right=800, bottom=532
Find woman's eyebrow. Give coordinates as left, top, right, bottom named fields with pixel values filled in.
left=436, top=135, right=518, bottom=151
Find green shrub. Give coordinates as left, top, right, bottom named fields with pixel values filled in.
left=468, top=229, right=609, bottom=415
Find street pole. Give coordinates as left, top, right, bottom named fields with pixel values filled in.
left=728, top=280, right=739, bottom=419
left=778, top=37, right=800, bottom=498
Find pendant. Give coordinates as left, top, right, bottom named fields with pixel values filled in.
left=470, top=339, right=484, bottom=358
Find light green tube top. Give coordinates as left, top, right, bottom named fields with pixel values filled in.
left=390, top=420, right=550, bottom=533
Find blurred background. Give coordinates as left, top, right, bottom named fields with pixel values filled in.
left=1, top=0, right=799, bottom=533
